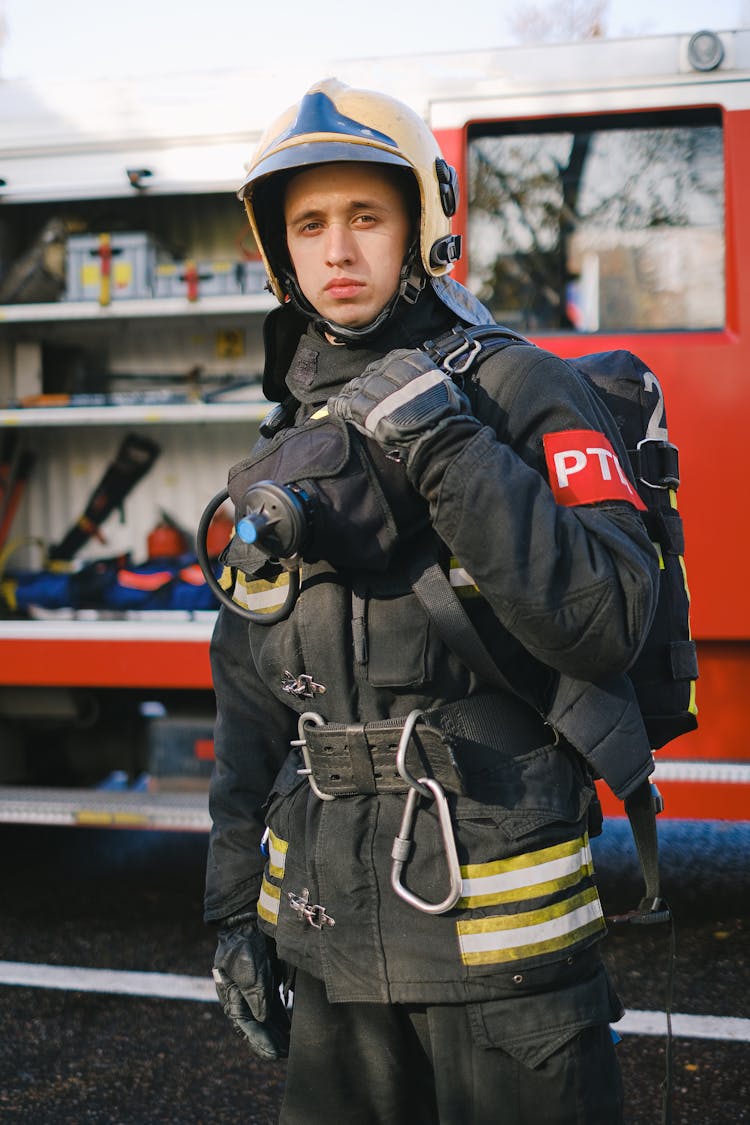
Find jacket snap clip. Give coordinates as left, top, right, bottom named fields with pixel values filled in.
left=287, top=887, right=336, bottom=929
left=282, top=670, right=327, bottom=699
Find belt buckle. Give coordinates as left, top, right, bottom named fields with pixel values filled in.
left=291, top=711, right=335, bottom=801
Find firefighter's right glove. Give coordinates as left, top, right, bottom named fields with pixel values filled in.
left=327, top=349, right=473, bottom=459
left=212, top=914, right=290, bottom=1061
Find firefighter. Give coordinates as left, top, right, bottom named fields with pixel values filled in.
left=205, top=79, right=659, bottom=1124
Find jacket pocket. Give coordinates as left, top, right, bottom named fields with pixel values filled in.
left=364, top=587, right=433, bottom=687
left=453, top=741, right=592, bottom=843
left=467, top=959, right=623, bottom=1068
left=450, top=744, right=603, bottom=977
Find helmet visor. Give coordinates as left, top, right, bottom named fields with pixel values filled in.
left=238, top=140, right=411, bottom=200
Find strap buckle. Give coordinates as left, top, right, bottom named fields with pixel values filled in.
left=634, top=438, right=680, bottom=489
left=425, top=328, right=483, bottom=378
left=292, top=711, right=335, bottom=801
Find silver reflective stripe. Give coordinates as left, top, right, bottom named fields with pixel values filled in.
left=257, top=876, right=281, bottom=926
left=457, top=886, right=604, bottom=966
left=364, top=368, right=448, bottom=433
left=225, top=571, right=290, bottom=612
left=267, top=828, right=288, bottom=879
left=449, top=562, right=477, bottom=591
left=459, top=835, right=594, bottom=907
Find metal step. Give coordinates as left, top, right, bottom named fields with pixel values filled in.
left=0, top=785, right=211, bottom=832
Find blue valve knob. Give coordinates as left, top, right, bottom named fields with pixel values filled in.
left=236, top=515, right=260, bottom=544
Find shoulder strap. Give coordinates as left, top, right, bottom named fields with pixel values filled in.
left=409, top=329, right=670, bottom=926
left=420, top=323, right=532, bottom=380
left=409, top=543, right=668, bottom=921
left=406, top=543, right=519, bottom=699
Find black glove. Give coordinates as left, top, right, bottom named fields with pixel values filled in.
left=212, top=913, right=290, bottom=1060
left=327, top=349, right=471, bottom=457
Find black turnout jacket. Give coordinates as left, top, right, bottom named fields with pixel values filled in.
left=204, top=291, right=658, bottom=1031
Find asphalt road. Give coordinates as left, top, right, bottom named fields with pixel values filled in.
left=0, top=815, right=748, bottom=1125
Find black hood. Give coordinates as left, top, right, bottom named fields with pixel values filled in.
left=261, top=284, right=460, bottom=403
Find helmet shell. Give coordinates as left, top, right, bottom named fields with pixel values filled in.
left=238, top=79, right=460, bottom=302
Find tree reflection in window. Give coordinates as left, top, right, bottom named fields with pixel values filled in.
left=467, top=110, right=724, bottom=333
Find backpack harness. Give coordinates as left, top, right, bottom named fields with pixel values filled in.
left=205, top=320, right=698, bottom=924
left=411, top=323, right=697, bottom=1124
left=411, top=322, right=698, bottom=928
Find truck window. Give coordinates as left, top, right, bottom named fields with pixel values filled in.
left=466, top=108, right=724, bottom=333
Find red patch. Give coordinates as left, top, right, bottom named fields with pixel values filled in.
left=543, top=430, right=646, bottom=510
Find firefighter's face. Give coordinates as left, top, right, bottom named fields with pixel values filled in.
left=284, top=162, right=412, bottom=328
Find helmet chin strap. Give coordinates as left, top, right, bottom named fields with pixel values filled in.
left=280, top=244, right=426, bottom=344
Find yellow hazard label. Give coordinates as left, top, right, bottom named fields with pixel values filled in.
left=216, top=329, right=245, bottom=358
left=75, top=810, right=150, bottom=828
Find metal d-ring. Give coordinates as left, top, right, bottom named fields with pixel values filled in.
left=292, top=711, right=335, bottom=801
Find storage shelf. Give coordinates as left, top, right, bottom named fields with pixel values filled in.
left=0, top=292, right=275, bottom=324
left=0, top=616, right=216, bottom=641
left=0, top=399, right=269, bottom=426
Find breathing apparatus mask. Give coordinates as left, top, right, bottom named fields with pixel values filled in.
left=197, top=415, right=431, bottom=624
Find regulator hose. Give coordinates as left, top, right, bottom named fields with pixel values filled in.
left=196, top=487, right=300, bottom=625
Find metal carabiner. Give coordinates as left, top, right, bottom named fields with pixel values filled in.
left=395, top=710, right=431, bottom=797
left=429, top=328, right=483, bottom=379
left=390, top=709, right=463, bottom=915
left=292, top=711, right=335, bottom=801
left=444, top=336, right=483, bottom=377
left=391, top=778, right=463, bottom=915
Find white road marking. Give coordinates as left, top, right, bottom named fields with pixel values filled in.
left=617, top=1009, right=750, bottom=1042
left=0, top=960, right=216, bottom=1002
left=1, top=961, right=749, bottom=1042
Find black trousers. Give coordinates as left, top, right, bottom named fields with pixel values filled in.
left=279, top=969, right=625, bottom=1125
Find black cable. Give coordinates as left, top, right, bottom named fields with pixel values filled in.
left=195, top=487, right=299, bottom=625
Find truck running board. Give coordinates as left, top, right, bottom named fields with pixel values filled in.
left=0, top=786, right=210, bottom=832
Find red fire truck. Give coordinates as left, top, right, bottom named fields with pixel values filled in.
left=427, top=27, right=749, bottom=822
left=0, top=28, right=747, bottom=827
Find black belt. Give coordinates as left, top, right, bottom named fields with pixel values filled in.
left=299, top=693, right=551, bottom=798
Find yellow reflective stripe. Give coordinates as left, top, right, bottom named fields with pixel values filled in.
left=461, top=834, right=589, bottom=881
left=458, top=835, right=594, bottom=908
left=677, top=550, right=698, bottom=717
left=257, top=876, right=281, bottom=926
left=456, top=886, right=604, bottom=966
left=229, top=570, right=291, bottom=612
left=688, top=676, right=698, bottom=717
left=267, top=828, right=288, bottom=880
left=652, top=542, right=665, bottom=571
left=670, top=489, right=698, bottom=715
left=449, top=557, right=480, bottom=598
left=678, top=553, right=692, bottom=603
left=218, top=565, right=233, bottom=591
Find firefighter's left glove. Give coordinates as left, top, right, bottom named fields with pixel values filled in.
left=212, top=913, right=290, bottom=1061
left=328, top=349, right=472, bottom=459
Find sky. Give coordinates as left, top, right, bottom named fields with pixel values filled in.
left=0, top=0, right=748, bottom=83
